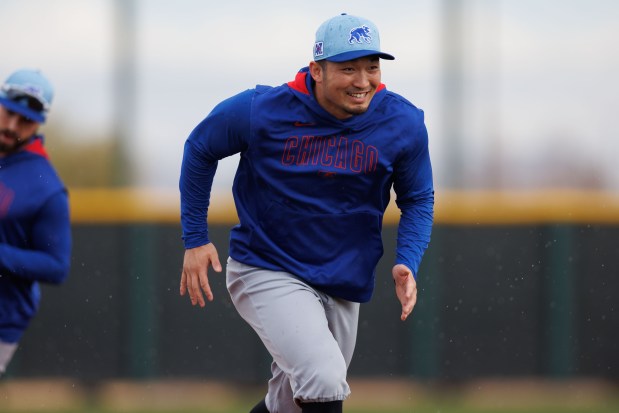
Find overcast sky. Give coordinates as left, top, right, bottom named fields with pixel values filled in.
left=2, top=0, right=618, bottom=190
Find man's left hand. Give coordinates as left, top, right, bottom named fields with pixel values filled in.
left=392, top=264, right=417, bottom=321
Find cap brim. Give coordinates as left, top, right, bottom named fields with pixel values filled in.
left=0, top=97, right=45, bottom=123
left=324, top=50, right=395, bottom=63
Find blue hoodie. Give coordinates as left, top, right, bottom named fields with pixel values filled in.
left=0, top=136, right=71, bottom=343
left=180, top=68, right=434, bottom=302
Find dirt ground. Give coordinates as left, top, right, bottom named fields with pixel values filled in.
left=0, top=377, right=617, bottom=411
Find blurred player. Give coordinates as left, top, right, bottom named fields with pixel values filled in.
left=179, top=13, right=434, bottom=413
left=0, top=69, right=71, bottom=377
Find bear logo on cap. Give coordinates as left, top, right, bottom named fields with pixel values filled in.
left=348, top=26, right=372, bottom=44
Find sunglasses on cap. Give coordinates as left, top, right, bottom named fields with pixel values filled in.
left=1, top=83, right=50, bottom=113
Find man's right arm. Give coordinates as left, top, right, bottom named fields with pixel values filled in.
left=179, top=88, right=253, bottom=249
left=179, top=88, right=253, bottom=306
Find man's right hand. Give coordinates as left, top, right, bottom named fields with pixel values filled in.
left=180, top=243, right=222, bottom=307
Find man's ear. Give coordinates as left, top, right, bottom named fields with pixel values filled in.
left=309, top=61, right=323, bottom=83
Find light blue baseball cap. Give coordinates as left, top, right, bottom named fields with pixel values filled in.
left=313, top=13, right=395, bottom=63
left=0, top=69, right=54, bottom=123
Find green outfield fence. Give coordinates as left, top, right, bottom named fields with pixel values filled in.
left=5, top=189, right=619, bottom=381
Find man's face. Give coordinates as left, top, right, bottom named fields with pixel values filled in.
left=310, top=56, right=381, bottom=120
left=0, top=105, right=39, bottom=156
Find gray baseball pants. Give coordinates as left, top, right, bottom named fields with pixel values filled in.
left=226, top=257, right=360, bottom=413
left=0, top=340, right=18, bottom=377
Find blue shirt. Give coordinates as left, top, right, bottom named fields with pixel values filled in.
left=180, top=68, right=434, bottom=302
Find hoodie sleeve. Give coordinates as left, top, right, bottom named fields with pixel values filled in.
left=179, top=88, right=253, bottom=249
left=0, top=190, right=71, bottom=284
left=392, top=111, right=435, bottom=279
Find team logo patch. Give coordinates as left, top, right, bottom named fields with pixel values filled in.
left=314, top=41, right=324, bottom=57
left=348, top=25, right=372, bottom=44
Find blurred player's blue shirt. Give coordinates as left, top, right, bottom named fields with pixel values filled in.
left=180, top=67, right=434, bottom=302
left=0, top=136, right=71, bottom=343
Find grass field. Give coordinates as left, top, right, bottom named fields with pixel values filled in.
left=2, top=378, right=618, bottom=413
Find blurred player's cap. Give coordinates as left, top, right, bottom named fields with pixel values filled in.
left=313, top=13, right=395, bottom=63
left=0, top=69, right=53, bottom=123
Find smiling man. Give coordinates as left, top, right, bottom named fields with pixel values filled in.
left=179, top=13, right=434, bottom=413
left=0, top=69, right=71, bottom=377
left=310, top=56, right=381, bottom=119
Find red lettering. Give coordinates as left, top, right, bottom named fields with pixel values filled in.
left=351, top=140, right=364, bottom=173
left=283, top=135, right=379, bottom=174
left=365, top=145, right=378, bottom=173
left=310, top=137, right=323, bottom=165
left=297, top=136, right=314, bottom=165
left=320, top=137, right=337, bottom=166
left=334, top=137, right=348, bottom=170
left=0, top=183, right=15, bottom=218
left=282, top=137, right=299, bottom=165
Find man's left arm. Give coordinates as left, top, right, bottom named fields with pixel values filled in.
left=0, top=191, right=71, bottom=284
left=392, top=116, right=435, bottom=320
